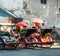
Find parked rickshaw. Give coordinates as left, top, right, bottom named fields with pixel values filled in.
left=19, top=28, right=38, bottom=48
left=38, top=29, right=55, bottom=48
left=0, top=31, right=19, bottom=49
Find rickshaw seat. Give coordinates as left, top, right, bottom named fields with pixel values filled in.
left=38, top=36, right=55, bottom=45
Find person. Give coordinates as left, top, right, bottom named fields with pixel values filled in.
left=13, top=31, right=19, bottom=39
left=26, top=33, right=38, bottom=43
left=51, top=26, right=58, bottom=40
left=43, top=33, right=53, bottom=42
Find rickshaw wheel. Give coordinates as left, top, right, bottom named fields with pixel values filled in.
left=20, top=39, right=26, bottom=48
left=0, top=39, right=5, bottom=49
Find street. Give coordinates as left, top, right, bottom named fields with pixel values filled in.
left=0, top=48, right=60, bottom=56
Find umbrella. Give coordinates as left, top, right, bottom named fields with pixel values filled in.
left=31, top=18, right=44, bottom=24
left=16, top=22, right=28, bottom=27
left=23, top=20, right=30, bottom=25
left=31, top=18, right=44, bottom=27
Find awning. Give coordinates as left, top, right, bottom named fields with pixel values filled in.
left=0, top=23, right=15, bottom=25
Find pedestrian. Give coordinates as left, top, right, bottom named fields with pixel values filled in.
left=51, top=26, right=58, bottom=40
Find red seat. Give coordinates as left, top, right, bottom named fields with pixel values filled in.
left=38, top=36, right=55, bottom=45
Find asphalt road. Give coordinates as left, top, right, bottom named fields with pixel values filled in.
left=0, top=48, right=60, bottom=56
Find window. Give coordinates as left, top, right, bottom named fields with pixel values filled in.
left=59, top=8, right=60, bottom=12
left=41, top=0, right=47, bottom=4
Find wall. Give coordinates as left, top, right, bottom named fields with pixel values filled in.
left=24, top=0, right=59, bottom=28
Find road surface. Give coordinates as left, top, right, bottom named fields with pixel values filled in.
left=0, top=48, right=60, bottom=56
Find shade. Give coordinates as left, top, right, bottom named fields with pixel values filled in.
left=16, top=22, right=28, bottom=27
left=31, top=18, right=44, bottom=24
left=31, top=18, right=44, bottom=27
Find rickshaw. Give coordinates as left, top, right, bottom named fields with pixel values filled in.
left=19, top=28, right=39, bottom=48
left=37, top=29, right=55, bottom=48
left=19, top=28, right=55, bottom=48
left=0, top=31, right=19, bottom=49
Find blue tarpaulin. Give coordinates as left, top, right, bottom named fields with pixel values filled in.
left=0, top=8, right=15, bottom=18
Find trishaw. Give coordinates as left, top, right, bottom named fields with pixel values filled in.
left=0, top=31, right=19, bottom=49
left=19, top=28, right=39, bottom=48
left=38, top=28, right=55, bottom=48
left=19, top=28, right=55, bottom=48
